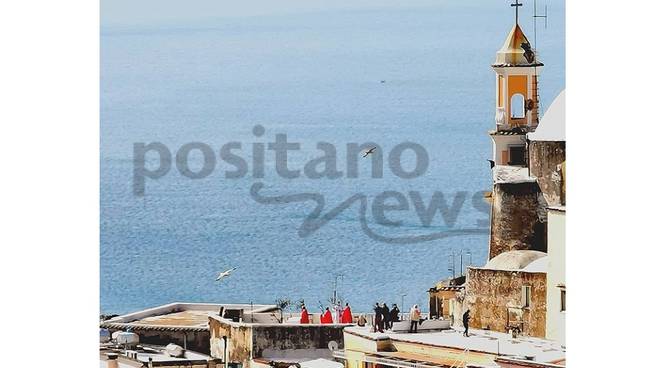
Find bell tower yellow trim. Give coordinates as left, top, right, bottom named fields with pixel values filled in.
left=497, top=76, right=504, bottom=108
left=492, top=23, right=542, bottom=130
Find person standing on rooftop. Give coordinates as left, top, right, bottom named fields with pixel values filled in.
left=390, top=304, right=400, bottom=328
left=321, top=307, right=333, bottom=324
left=300, top=305, right=310, bottom=324
left=409, top=304, right=420, bottom=333
left=373, top=303, right=383, bottom=332
left=463, top=309, right=471, bottom=337
left=382, top=303, right=391, bottom=330
left=333, top=303, right=343, bottom=324
left=341, top=303, right=353, bottom=323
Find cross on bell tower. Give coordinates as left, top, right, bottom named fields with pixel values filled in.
left=511, top=0, right=523, bottom=24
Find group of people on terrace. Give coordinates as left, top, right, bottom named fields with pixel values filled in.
left=296, top=301, right=428, bottom=334
left=372, top=302, right=406, bottom=332
left=298, top=302, right=353, bottom=324
left=372, top=303, right=423, bottom=333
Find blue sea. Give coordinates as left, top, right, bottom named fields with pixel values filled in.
left=101, top=1, right=565, bottom=314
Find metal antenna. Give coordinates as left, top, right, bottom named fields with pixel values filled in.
left=533, top=0, right=548, bottom=49
left=448, top=252, right=455, bottom=279
left=532, top=0, right=548, bottom=119
left=332, top=273, right=344, bottom=305
left=459, top=250, right=463, bottom=277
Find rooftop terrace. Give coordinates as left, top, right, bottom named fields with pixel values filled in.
left=343, top=326, right=565, bottom=366
left=100, top=344, right=214, bottom=368
left=101, top=302, right=278, bottom=332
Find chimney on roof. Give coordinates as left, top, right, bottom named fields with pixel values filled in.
left=106, top=353, right=119, bottom=368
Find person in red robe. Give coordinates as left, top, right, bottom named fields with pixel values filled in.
left=320, top=307, right=333, bottom=324
left=341, top=303, right=353, bottom=324
left=300, top=305, right=310, bottom=324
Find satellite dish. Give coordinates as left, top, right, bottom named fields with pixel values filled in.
left=328, top=341, right=339, bottom=351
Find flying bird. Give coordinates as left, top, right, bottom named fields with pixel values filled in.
left=363, top=147, right=377, bottom=158
left=487, top=159, right=495, bottom=169
left=216, top=267, right=237, bottom=281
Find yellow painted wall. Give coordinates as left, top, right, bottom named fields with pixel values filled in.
left=507, top=75, right=528, bottom=100
left=343, top=332, right=380, bottom=353
left=343, top=350, right=367, bottom=368
left=391, top=341, right=495, bottom=367
left=343, top=330, right=497, bottom=368
left=507, top=75, right=528, bottom=126
left=343, top=332, right=385, bottom=368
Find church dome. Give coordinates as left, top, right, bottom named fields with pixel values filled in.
left=484, top=250, right=547, bottom=271
left=522, top=256, right=548, bottom=273
left=528, top=90, right=565, bottom=141
left=493, top=24, right=543, bottom=67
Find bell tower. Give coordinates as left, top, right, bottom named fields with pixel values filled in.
left=490, top=1, right=543, bottom=167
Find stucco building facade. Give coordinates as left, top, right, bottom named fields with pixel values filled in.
left=464, top=250, right=548, bottom=338
left=545, top=207, right=565, bottom=345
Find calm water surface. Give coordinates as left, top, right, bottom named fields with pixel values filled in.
left=101, top=2, right=565, bottom=314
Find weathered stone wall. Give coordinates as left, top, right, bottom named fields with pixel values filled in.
left=209, top=316, right=345, bottom=365
left=209, top=317, right=253, bottom=363
left=464, top=268, right=547, bottom=338
left=489, top=181, right=547, bottom=259
left=251, top=325, right=344, bottom=358
left=529, top=141, right=566, bottom=206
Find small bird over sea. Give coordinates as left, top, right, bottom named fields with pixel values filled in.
left=363, top=147, right=377, bottom=157
left=216, top=267, right=237, bottom=281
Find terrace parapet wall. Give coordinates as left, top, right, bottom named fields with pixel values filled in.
left=208, top=315, right=346, bottom=366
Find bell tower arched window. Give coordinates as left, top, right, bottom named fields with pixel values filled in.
left=510, top=93, right=525, bottom=119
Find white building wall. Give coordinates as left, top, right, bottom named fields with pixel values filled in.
left=491, top=135, right=526, bottom=165
left=545, top=208, right=566, bottom=345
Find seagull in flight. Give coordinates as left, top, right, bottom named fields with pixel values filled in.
left=363, top=147, right=377, bottom=158
left=216, top=267, right=237, bottom=281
